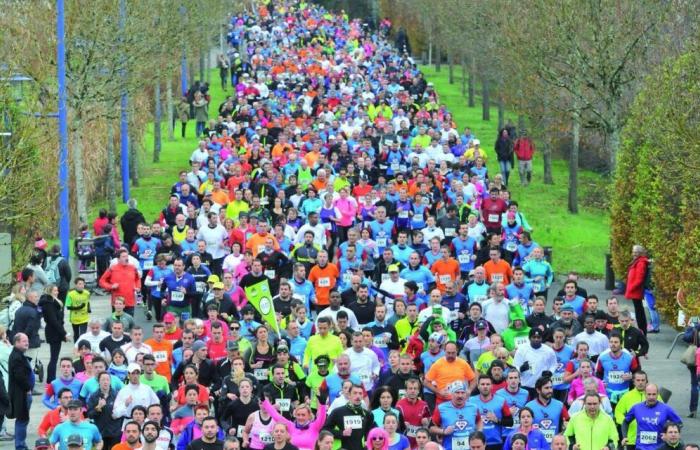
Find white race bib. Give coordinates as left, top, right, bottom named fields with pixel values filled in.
left=376, top=237, right=387, bottom=247
left=254, top=368, right=269, bottom=380
left=506, top=242, right=518, bottom=252
left=257, top=245, right=266, bottom=254
left=143, top=260, right=154, bottom=269
left=342, top=272, right=352, bottom=284
left=195, top=282, right=206, bottom=293
left=259, top=432, right=273, bottom=444
left=491, top=274, right=504, bottom=284
left=398, top=211, right=409, bottom=219
left=381, top=273, right=390, bottom=282
left=391, top=163, right=400, bottom=171
left=541, top=429, right=554, bottom=443
left=439, top=274, right=452, bottom=284
left=275, top=398, right=291, bottom=412
left=171, top=291, right=185, bottom=302
left=452, top=436, right=470, bottom=450
left=639, top=431, right=657, bottom=445
left=608, top=370, right=624, bottom=384
left=292, top=293, right=306, bottom=303
left=373, top=335, right=387, bottom=348
left=324, top=222, right=332, bottom=230
left=398, top=389, right=406, bottom=399
left=551, top=372, right=564, bottom=386
left=264, top=269, right=276, bottom=279
left=488, top=214, right=499, bottom=222
left=444, top=228, right=456, bottom=237
left=458, top=253, right=471, bottom=264
left=153, top=351, right=168, bottom=363
left=237, top=425, right=245, bottom=437
left=514, top=336, right=529, bottom=349
left=318, top=277, right=331, bottom=287
left=405, top=423, right=419, bottom=437
left=343, top=415, right=363, bottom=430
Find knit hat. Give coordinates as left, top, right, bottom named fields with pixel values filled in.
left=192, top=340, right=206, bottom=353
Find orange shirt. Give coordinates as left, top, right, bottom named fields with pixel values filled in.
left=111, top=443, right=142, bottom=450
left=308, top=263, right=339, bottom=306
left=430, top=258, right=461, bottom=292
left=483, top=259, right=513, bottom=285
left=310, top=178, right=328, bottom=192
left=144, top=338, right=174, bottom=381
left=245, top=233, right=280, bottom=257
left=305, top=150, right=321, bottom=167
left=425, top=357, right=476, bottom=401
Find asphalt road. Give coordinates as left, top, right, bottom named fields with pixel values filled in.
left=13, top=277, right=700, bottom=446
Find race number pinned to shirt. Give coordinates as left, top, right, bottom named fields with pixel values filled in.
left=452, top=436, right=470, bottom=450
left=195, top=282, right=206, bottom=293
left=264, top=269, right=276, bottom=279
left=608, top=371, right=624, bottom=384
left=275, top=398, right=291, bottom=412
left=439, top=274, right=452, bottom=284
left=491, top=274, right=504, bottom=284
left=444, top=228, right=456, bottom=237
left=514, top=336, right=529, bottom=349
left=143, top=260, right=154, bottom=270
left=343, top=415, right=363, bottom=430
left=458, top=252, right=471, bottom=264
left=488, top=214, right=499, bottom=222
left=318, top=277, right=331, bottom=287
left=639, top=432, right=658, bottom=445
left=153, top=351, right=168, bottom=363
left=171, top=291, right=185, bottom=302
left=254, top=368, right=269, bottom=380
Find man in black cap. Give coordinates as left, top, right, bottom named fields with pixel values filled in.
left=66, top=435, right=84, bottom=449
left=262, top=362, right=302, bottom=419
left=34, top=438, right=52, bottom=450
left=49, top=399, right=103, bottom=450
left=512, top=328, right=557, bottom=394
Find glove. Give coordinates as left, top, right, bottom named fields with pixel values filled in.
left=519, top=362, right=530, bottom=373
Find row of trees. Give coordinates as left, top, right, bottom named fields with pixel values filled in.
left=379, top=0, right=698, bottom=213
left=0, top=0, right=241, bottom=273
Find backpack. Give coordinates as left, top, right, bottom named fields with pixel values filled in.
left=0, top=296, right=22, bottom=330
left=46, top=256, right=63, bottom=284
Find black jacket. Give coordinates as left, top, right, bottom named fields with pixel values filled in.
left=8, top=347, right=33, bottom=420
left=171, top=357, right=218, bottom=392
left=86, top=388, right=122, bottom=438
left=323, top=402, right=373, bottom=450
left=12, top=301, right=42, bottom=348
left=121, top=208, right=146, bottom=245
left=39, top=295, right=67, bottom=344
left=620, top=325, right=649, bottom=357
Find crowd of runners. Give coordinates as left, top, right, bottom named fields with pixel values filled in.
left=0, top=1, right=695, bottom=450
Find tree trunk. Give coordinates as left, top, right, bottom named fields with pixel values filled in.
left=427, top=32, right=433, bottom=66
left=219, top=26, right=225, bottom=54
left=205, top=51, right=211, bottom=85
left=153, top=79, right=162, bottom=163
left=166, top=78, right=174, bottom=141
left=482, top=78, right=490, bottom=121
left=461, top=57, right=467, bottom=96
left=497, top=94, right=505, bottom=131
left=608, top=126, right=620, bottom=176
left=106, top=121, right=117, bottom=214
left=199, top=49, right=206, bottom=83
left=569, top=99, right=580, bottom=214
left=543, top=138, right=554, bottom=185
left=468, top=57, right=476, bottom=107
left=189, top=58, right=195, bottom=84
left=448, top=52, right=454, bottom=84
left=518, top=114, right=526, bottom=134
left=435, top=46, right=441, bottom=72
left=129, top=113, right=139, bottom=187
left=71, top=117, right=88, bottom=224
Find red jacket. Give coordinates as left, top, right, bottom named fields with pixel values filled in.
left=625, top=255, right=649, bottom=300
left=513, top=137, right=535, bottom=161
left=99, top=262, right=141, bottom=307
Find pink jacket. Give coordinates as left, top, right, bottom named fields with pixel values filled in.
left=334, top=197, right=358, bottom=227
left=261, top=399, right=327, bottom=450
left=567, top=376, right=607, bottom=404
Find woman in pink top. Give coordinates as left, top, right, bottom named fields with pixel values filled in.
left=333, top=187, right=358, bottom=243
left=261, top=399, right=327, bottom=450
left=566, top=359, right=606, bottom=404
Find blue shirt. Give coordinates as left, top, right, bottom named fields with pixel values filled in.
left=495, top=388, right=530, bottom=435
left=625, top=402, right=682, bottom=450
left=50, top=420, right=102, bottom=450
left=400, top=265, right=435, bottom=292
left=469, top=395, right=508, bottom=444
left=435, top=401, right=480, bottom=450
left=525, top=398, right=565, bottom=443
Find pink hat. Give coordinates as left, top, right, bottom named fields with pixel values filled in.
left=163, top=312, right=176, bottom=323
left=507, top=211, right=516, bottom=220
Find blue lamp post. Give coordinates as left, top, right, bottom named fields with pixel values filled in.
left=57, top=0, right=70, bottom=258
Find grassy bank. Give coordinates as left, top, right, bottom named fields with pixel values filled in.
left=419, top=65, right=610, bottom=276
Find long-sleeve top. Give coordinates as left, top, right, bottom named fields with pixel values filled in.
left=262, top=399, right=327, bottom=450
left=112, top=382, right=159, bottom=418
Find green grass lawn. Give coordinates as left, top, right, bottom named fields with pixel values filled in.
left=420, top=65, right=610, bottom=277
left=90, top=66, right=609, bottom=276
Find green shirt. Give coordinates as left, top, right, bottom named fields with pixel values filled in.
left=140, top=373, right=170, bottom=395
left=66, top=289, right=91, bottom=324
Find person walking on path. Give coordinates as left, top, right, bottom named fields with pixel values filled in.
left=625, top=244, right=650, bottom=335
left=495, top=129, right=515, bottom=186
left=8, top=332, right=34, bottom=450
left=513, top=130, right=535, bottom=186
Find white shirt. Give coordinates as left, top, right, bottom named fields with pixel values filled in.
left=378, top=278, right=408, bottom=317
left=121, top=342, right=153, bottom=363
left=422, top=227, right=445, bottom=243
left=196, top=224, right=229, bottom=259
left=74, top=330, right=111, bottom=351
left=222, top=253, right=244, bottom=274
left=482, top=298, right=512, bottom=333
left=417, top=304, right=452, bottom=325
left=344, top=347, right=381, bottom=390
left=316, top=306, right=360, bottom=330
left=112, top=382, right=159, bottom=418
left=512, top=343, right=558, bottom=388
left=572, top=331, right=610, bottom=357
left=295, top=223, right=327, bottom=247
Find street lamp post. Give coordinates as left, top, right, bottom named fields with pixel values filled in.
left=119, top=0, right=130, bottom=202
left=57, top=0, right=70, bottom=258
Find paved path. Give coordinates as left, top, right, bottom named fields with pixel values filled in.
left=10, top=277, right=700, bottom=445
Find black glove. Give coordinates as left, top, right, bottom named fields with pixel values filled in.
left=519, top=362, right=530, bottom=373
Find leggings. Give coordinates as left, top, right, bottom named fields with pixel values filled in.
left=632, top=299, right=648, bottom=335
left=72, top=323, right=87, bottom=340
left=47, top=341, right=62, bottom=383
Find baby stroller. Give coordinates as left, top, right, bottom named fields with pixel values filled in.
left=75, top=238, right=97, bottom=291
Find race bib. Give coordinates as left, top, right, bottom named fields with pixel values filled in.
left=506, top=242, right=518, bottom=252
left=439, top=274, right=452, bottom=284
left=391, top=163, right=400, bottom=171
left=195, top=282, right=206, bottom=293
left=318, top=277, right=331, bottom=287
left=153, top=351, right=168, bottom=363
left=342, top=272, right=352, bottom=284
left=292, top=293, right=306, bottom=303
left=260, top=197, right=269, bottom=206
left=381, top=273, right=390, bottom=282
left=359, top=372, right=371, bottom=384
left=398, top=210, right=409, bottom=218
left=608, top=371, right=624, bottom=384
left=399, top=165, right=407, bottom=172
left=275, top=398, right=291, bottom=412
left=514, top=336, right=529, bottom=349
left=640, top=431, right=657, bottom=445
left=474, top=295, right=487, bottom=304
left=376, top=237, right=387, bottom=247
left=171, top=291, right=185, bottom=302
left=488, top=214, right=499, bottom=222
left=143, top=260, right=154, bottom=269
left=458, top=252, right=471, bottom=264
left=324, top=222, right=332, bottom=230
left=254, top=368, right=269, bottom=380
left=398, top=389, right=406, bottom=399
left=358, top=196, right=365, bottom=205
left=237, top=425, right=245, bottom=437
left=264, top=269, right=276, bottom=279
left=373, top=335, right=387, bottom=348
left=257, top=245, right=266, bottom=254
left=343, top=415, right=363, bottom=429
left=452, top=436, right=470, bottom=450
left=405, top=423, right=419, bottom=437
left=259, top=432, right=273, bottom=444
left=551, top=372, right=564, bottom=386
left=541, top=429, right=554, bottom=443
left=491, top=274, right=504, bottom=284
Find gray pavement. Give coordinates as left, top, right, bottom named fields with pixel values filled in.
left=10, top=277, right=700, bottom=446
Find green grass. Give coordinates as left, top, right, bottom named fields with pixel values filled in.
left=89, top=66, right=609, bottom=276
left=420, top=65, right=610, bottom=277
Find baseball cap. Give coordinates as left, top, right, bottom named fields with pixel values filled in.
left=66, top=399, right=83, bottom=409
left=529, top=328, right=544, bottom=338
left=207, top=274, right=220, bottom=283
left=314, top=355, right=331, bottom=367
left=163, top=312, right=176, bottom=323
left=475, top=319, right=488, bottom=330
left=226, top=340, right=240, bottom=351
left=127, top=363, right=142, bottom=373
left=67, top=434, right=84, bottom=447
left=388, top=264, right=399, bottom=273
left=35, top=438, right=52, bottom=449
left=277, top=341, right=289, bottom=352
left=560, top=304, right=575, bottom=313
left=429, top=332, right=446, bottom=345
left=213, top=282, right=225, bottom=290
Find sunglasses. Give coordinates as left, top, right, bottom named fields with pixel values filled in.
left=372, top=437, right=385, bottom=441
left=230, top=326, right=240, bottom=330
